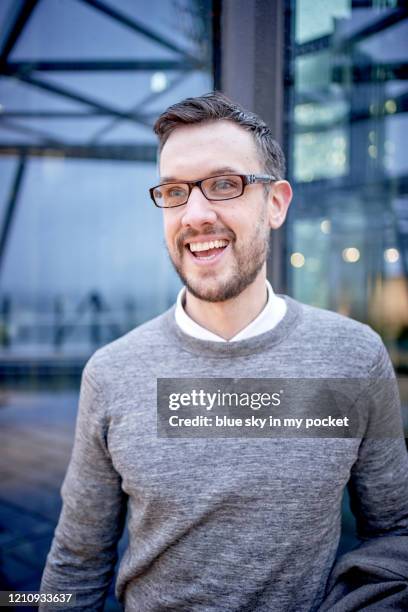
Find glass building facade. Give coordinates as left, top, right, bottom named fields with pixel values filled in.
left=285, top=0, right=408, bottom=374
left=0, top=0, right=213, bottom=379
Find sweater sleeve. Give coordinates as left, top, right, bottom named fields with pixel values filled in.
left=318, top=341, right=408, bottom=611
left=39, top=362, right=128, bottom=611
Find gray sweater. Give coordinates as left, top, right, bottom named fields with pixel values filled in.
left=40, top=296, right=408, bottom=611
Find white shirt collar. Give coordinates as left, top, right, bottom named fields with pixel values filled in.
left=174, top=280, right=287, bottom=342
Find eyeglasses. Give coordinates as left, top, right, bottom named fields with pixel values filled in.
left=149, top=174, right=277, bottom=208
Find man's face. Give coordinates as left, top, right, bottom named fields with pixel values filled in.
left=160, top=120, right=272, bottom=302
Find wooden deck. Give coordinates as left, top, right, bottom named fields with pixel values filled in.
left=0, top=389, right=125, bottom=611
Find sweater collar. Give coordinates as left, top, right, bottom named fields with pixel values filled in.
left=162, top=295, right=303, bottom=358
left=174, top=281, right=287, bottom=343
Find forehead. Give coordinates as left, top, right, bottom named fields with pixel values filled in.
left=159, top=120, right=262, bottom=179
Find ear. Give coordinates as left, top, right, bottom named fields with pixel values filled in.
left=267, top=180, right=293, bottom=229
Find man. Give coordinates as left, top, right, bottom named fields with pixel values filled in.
left=40, top=92, right=408, bottom=611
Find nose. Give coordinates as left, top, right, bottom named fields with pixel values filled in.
left=180, top=185, right=217, bottom=229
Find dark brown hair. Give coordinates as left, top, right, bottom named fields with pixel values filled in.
left=153, top=91, right=286, bottom=179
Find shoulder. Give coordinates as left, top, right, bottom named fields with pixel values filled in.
left=83, top=306, right=175, bottom=387
left=289, top=297, right=387, bottom=374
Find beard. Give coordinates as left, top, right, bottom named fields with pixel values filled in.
left=166, top=209, right=270, bottom=303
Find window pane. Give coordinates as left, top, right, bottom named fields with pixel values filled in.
left=286, top=2, right=408, bottom=375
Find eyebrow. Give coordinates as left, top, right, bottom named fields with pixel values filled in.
left=159, top=166, right=240, bottom=183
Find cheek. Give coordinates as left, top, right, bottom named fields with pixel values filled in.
left=163, top=213, right=177, bottom=245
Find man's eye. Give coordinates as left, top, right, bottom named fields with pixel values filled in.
left=166, top=186, right=187, bottom=198
left=213, top=180, right=236, bottom=191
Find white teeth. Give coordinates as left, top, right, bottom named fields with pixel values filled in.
left=189, top=239, right=229, bottom=252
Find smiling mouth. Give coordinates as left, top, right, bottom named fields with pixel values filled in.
left=187, top=239, right=229, bottom=260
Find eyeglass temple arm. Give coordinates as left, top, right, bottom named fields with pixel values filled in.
left=247, top=174, right=277, bottom=184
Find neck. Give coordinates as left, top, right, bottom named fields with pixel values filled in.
left=184, top=270, right=268, bottom=340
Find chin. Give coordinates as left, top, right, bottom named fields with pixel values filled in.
left=187, top=287, right=230, bottom=303
left=185, top=275, right=250, bottom=303
left=183, top=277, right=223, bottom=302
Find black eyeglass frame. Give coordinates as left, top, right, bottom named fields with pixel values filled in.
left=149, top=174, right=278, bottom=208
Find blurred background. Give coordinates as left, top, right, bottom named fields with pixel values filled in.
left=0, top=0, right=407, bottom=609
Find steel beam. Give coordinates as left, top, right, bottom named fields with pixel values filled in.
left=0, top=157, right=26, bottom=275
left=352, top=0, right=407, bottom=8
left=295, top=35, right=332, bottom=57
left=291, top=174, right=408, bottom=196
left=0, top=143, right=157, bottom=161
left=0, top=117, right=63, bottom=144
left=333, top=61, right=408, bottom=83
left=1, top=59, right=202, bottom=73
left=5, top=71, right=152, bottom=126
left=88, top=70, right=188, bottom=142
left=295, top=10, right=408, bottom=56
left=212, top=0, right=222, bottom=90
left=80, top=0, right=198, bottom=61
left=341, top=8, right=408, bottom=48
left=0, top=0, right=39, bottom=62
